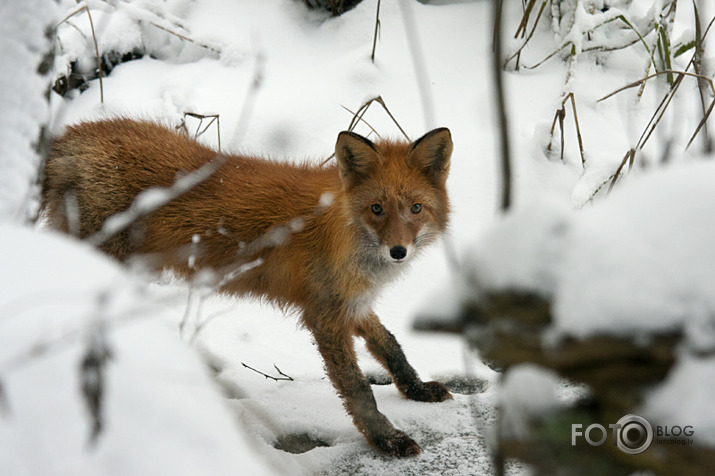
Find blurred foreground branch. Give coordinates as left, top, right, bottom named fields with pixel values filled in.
left=415, top=290, right=715, bottom=475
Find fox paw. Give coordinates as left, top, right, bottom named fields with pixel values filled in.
left=406, top=381, right=453, bottom=402
left=371, top=429, right=422, bottom=457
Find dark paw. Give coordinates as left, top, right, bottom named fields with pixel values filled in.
left=406, top=381, right=453, bottom=402
left=423, top=381, right=453, bottom=402
left=371, top=429, right=422, bottom=457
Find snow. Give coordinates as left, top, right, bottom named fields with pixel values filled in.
left=554, top=160, right=715, bottom=342
left=0, top=0, right=57, bottom=223
left=3, top=0, right=715, bottom=474
left=461, top=160, right=715, bottom=453
left=499, top=364, right=561, bottom=441
left=0, top=225, right=271, bottom=476
left=464, top=158, right=715, bottom=344
left=642, top=354, right=715, bottom=446
left=464, top=195, right=572, bottom=298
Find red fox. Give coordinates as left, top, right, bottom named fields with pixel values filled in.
left=42, top=118, right=453, bottom=456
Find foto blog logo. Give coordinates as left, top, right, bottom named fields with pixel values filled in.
left=571, top=414, right=694, bottom=455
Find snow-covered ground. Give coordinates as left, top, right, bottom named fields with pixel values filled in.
left=2, top=0, right=714, bottom=474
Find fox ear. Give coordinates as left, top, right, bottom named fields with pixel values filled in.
left=335, top=131, right=381, bottom=188
left=408, top=128, right=453, bottom=186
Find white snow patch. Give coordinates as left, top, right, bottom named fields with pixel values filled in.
left=0, top=225, right=273, bottom=476
left=554, top=160, right=715, bottom=342
left=499, top=364, right=561, bottom=441
left=642, top=355, right=715, bottom=446
left=0, top=0, right=57, bottom=223
left=465, top=195, right=572, bottom=298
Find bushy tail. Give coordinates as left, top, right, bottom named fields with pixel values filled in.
left=41, top=139, right=80, bottom=234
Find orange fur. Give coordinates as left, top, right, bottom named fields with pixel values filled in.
left=42, top=118, right=454, bottom=456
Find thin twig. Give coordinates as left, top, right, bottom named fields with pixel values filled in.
left=687, top=99, right=715, bottom=149
left=636, top=73, right=685, bottom=149
left=189, top=304, right=237, bottom=345
left=691, top=0, right=713, bottom=152
left=322, top=96, right=409, bottom=165
left=97, top=0, right=222, bottom=55
left=241, top=363, right=294, bottom=382
left=340, top=105, right=380, bottom=137
left=597, top=70, right=714, bottom=103
left=59, top=5, right=103, bottom=104
left=149, top=22, right=221, bottom=55
left=514, top=0, right=538, bottom=39
left=345, top=97, right=407, bottom=140
left=505, top=0, right=548, bottom=69
left=608, top=148, right=636, bottom=192
left=180, top=113, right=222, bottom=152
left=179, top=287, right=195, bottom=338
left=523, top=8, right=673, bottom=71
left=598, top=68, right=715, bottom=156
left=547, top=102, right=565, bottom=161
left=370, top=0, right=381, bottom=63
left=568, top=93, right=586, bottom=167
left=373, top=96, right=409, bottom=140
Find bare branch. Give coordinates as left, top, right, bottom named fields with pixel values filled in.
left=241, top=362, right=294, bottom=382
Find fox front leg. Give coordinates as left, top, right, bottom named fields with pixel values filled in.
left=310, top=323, right=422, bottom=457
left=356, top=313, right=452, bottom=403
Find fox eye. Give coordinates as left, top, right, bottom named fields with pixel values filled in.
left=411, top=203, right=423, bottom=214
left=370, top=204, right=383, bottom=215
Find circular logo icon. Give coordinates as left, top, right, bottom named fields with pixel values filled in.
left=616, top=414, right=653, bottom=455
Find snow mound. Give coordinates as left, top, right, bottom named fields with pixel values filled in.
left=462, top=160, right=715, bottom=348
left=0, top=0, right=57, bottom=223
left=555, top=160, right=715, bottom=343
left=0, top=225, right=272, bottom=476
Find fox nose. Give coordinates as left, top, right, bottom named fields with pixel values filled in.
left=389, top=245, right=407, bottom=260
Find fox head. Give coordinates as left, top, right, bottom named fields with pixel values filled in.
left=335, top=128, right=452, bottom=267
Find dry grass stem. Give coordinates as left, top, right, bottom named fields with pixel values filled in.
left=597, top=70, right=714, bottom=103
left=608, top=148, right=636, bottom=192
left=340, top=105, right=380, bottom=137
left=506, top=0, right=548, bottom=69
left=598, top=68, right=715, bottom=186
left=370, top=0, right=381, bottom=63
left=548, top=92, right=586, bottom=167
left=149, top=22, right=221, bottom=55
left=322, top=96, right=408, bottom=165
left=59, top=5, right=103, bottom=103
left=178, top=112, right=222, bottom=152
